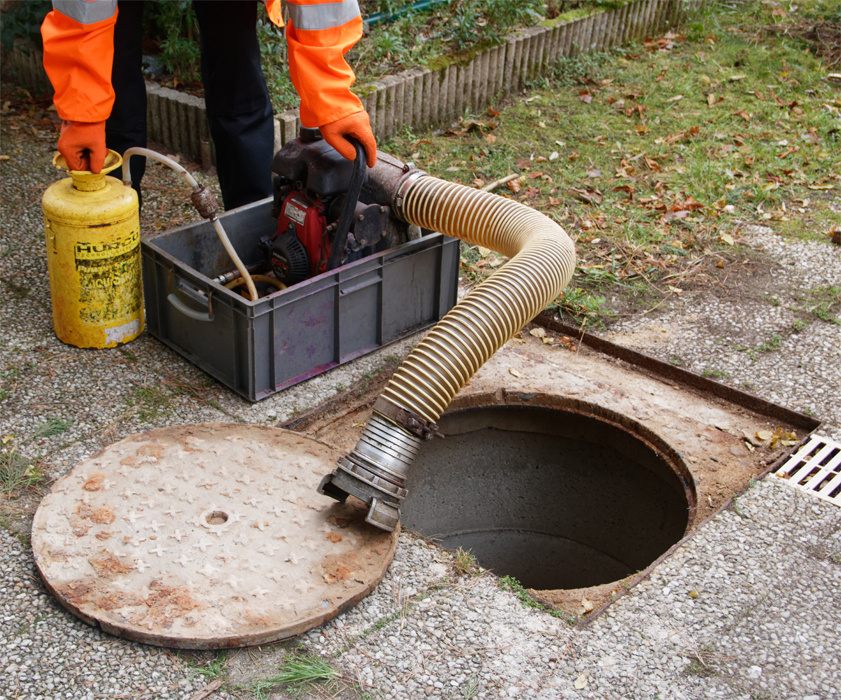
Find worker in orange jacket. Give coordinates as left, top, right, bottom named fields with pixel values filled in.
left=41, top=0, right=377, bottom=209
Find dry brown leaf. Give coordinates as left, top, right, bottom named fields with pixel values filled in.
left=509, top=367, right=525, bottom=378
left=529, top=327, right=546, bottom=339
left=574, top=674, right=588, bottom=690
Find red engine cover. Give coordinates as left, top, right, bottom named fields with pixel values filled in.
left=276, top=192, right=330, bottom=277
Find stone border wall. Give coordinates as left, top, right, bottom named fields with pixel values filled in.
left=3, top=0, right=698, bottom=161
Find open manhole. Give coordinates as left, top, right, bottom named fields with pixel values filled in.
left=402, top=397, right=696, bottom=592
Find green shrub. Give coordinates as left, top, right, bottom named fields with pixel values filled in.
left=0, top=0, right=51, bottom=51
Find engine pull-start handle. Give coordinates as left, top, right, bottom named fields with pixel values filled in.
left=325, top=138, right=367, bottom=272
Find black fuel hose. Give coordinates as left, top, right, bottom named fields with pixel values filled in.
left=325, top=138, right=367, bottom=272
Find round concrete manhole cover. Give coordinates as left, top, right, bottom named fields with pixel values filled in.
left=32, top=423, right=397, bottom=648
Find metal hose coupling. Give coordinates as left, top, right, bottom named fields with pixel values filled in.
left=319, top=174, right=577, bottom=531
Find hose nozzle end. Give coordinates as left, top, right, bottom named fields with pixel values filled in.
left=365, top=498, right=400, bottom=532
left=317, top=472, right=349, bottom=502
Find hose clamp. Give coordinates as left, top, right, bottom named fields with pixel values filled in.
left=373, top=397, right=444, bottom=441
left=393, top=170, right=427, bottom=221
left=190, top=185, right=219, bottom=220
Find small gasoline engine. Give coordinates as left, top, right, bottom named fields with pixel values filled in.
left=264, top=127, right=414, bottom=287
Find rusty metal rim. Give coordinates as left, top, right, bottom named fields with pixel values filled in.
left=535, top=313, right=822, bottom=433
left=442, top=389, right=698, bottom=537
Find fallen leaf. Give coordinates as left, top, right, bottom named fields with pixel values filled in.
left=570, top=187, right=603, bottom=205
left=707, top=92, right=716, bottom=106
left=756, top=430, right=774, bottom=442
left=445, top=165, right=460, bottom=172
left=549, top=151, right=559, bottom=161
left=507, top=179, right=521, bottom=193
left=581, top=596, right=595, bottom=613
left=668, top=285, right=683, bottom=294
left=509, top=367, right=525, bottom=378
left=484, top=133, right=497, bottom=144
left=613, top=184, right=635, bottom=200
left=488, top=107, right=500, bottom=116
left=574, top=674, right=588, bottom=690
left=529, top=327, right=546, bottom=339
left=542, top=336, right=554, bottom=345
left=1, top=435, right=14, bottom=445
left=0, top=155, right=9, bottom=162
left=689, top=589, right=699, bottom=598
left=718, top=233, right=735, bottom=245
left=733, top=110, right=751, bottom=122
left=667, top=94, right=684, bottom=102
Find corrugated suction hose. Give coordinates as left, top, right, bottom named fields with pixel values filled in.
left=318, top=174, right=576, bottom=531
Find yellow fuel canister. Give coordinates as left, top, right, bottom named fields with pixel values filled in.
left=42, top=150, right=144, bottom=348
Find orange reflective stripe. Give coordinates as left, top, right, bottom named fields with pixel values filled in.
left=286, top=15, right=363, bottom=127
left=41, top=6, right=116, bottom=122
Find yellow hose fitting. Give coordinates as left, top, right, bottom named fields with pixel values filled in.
left=318, top=174, right=576, bottom=531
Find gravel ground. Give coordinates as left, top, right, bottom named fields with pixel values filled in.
left=2, top=125, right=840, bottom=699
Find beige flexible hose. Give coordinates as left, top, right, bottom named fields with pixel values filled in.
left=318, top=175, right=576, bottom=531
left=384, top=176, right=576, bottom=421
left=122, top=147, right=258, bottom=302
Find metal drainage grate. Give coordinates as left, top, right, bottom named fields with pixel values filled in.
left=775, top=435, right=841, bottom=507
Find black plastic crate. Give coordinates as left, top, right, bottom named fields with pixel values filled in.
left=141, top=199, right=460, bottom=401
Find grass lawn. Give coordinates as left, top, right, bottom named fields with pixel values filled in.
left=378, top=0, right=841, bottom=325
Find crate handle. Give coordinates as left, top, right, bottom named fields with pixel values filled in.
left=167, top=273, right=215, bottom=322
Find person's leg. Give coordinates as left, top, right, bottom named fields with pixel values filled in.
left=105, top=0, right=146, bottom=206
left=193, top=0, right=273, bottom=210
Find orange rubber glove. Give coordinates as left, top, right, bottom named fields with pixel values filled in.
left=320, top=111, right=377, bottom=168
left=57, top=120, right=107, bottom=173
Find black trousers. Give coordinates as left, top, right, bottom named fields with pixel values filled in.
left=106, top=0, right=274, bottom=210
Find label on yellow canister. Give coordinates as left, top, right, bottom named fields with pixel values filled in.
left=42, top=151, right=144, bottom=348
left=74, top=228, right=142, bottom=326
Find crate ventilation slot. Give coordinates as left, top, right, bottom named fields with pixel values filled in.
left=774, top=435, right=841, bottom=507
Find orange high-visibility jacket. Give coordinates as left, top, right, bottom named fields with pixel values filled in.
left=41, top=0, right=365, bottom=128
